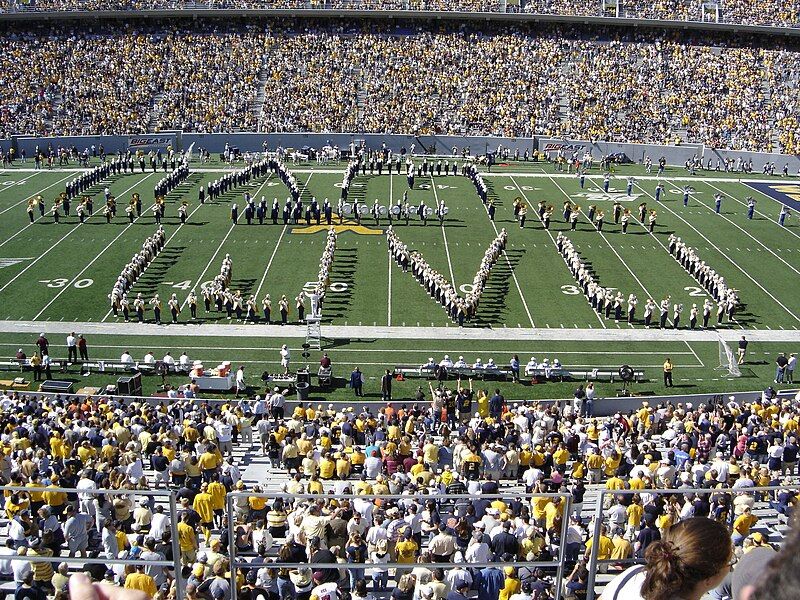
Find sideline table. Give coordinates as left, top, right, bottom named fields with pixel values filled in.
left=193, top=373, right=234, bottom=392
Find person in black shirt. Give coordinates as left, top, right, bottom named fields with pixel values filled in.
left=737, top=336, right=748, bottom=365
left=491, top=520, right=519, bottom=560
left=775, top=353, right=789, bottom=383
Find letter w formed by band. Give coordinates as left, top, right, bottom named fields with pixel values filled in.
left=385, top=226, right=508, bottom=324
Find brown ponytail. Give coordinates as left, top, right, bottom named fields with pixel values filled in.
left=641, top=518, right=731, bottom=600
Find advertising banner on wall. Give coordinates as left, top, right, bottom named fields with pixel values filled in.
left=127, top=136, right=175, bottom=150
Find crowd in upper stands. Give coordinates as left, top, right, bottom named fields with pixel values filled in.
left=1, top=21, right=800, bottom=154
left=4, top=0, right=800, bottom=29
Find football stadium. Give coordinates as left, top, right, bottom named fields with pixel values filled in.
left=0, top=5, right=799, bottom=600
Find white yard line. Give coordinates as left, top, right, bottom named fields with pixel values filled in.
left=388, top=171, right=393, bottom=327
left=509, top=176, right=606, bottom=329
left=684, top=340, right=705, bottom=367
left=430, top=176, right=457, bottom=286
left=0, top=341, right=698, bottom=355
left=253, top=226, right=287, bottom=301
left=0, top=174, right=154, bottom=295
left=633, top=182, right=800, bottom=324
left=252, top=174, right=311, bottom=301
left=0, top=172, right=77, bottom=247
left=701, top=180, right=800, bottom=244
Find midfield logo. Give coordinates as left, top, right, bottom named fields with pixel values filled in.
left=291, top=220, right=383, bottom=236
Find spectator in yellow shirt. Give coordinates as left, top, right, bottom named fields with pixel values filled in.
left=124, top=564, right=157, bottom=597
left=177, top=513, right=198, bottom=564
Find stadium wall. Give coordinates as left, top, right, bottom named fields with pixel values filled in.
left=11, top=133, right=800, bottom=170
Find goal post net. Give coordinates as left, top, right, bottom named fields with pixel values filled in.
left=716, top=337, right=741, bottom=377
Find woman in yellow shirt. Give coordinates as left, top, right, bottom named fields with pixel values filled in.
left=498, top=567, right=521, bottom=600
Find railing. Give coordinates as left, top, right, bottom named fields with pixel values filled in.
left=0, top=485, right=185, bottom=598
left=2, top=482, right=799, bottom=598
left=584, top=485, right=800, bottom=600
left=224, top=491, right=574, bottom=600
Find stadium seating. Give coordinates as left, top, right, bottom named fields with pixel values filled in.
left=1, top=21, right=799, bottom=154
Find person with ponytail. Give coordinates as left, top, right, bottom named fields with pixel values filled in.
left=600, top=517, right=732, bottom=600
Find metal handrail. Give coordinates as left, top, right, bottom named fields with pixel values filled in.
left=0, top=484, right=184, bottom=596
left=225, top=489, right=573, bottom=600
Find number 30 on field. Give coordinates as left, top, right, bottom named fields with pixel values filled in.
left=39, top=278, right=94, bottom=289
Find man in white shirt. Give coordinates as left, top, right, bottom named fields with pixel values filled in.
left=439, top=355, right=454, bottom=369
left=0, top=539, right=15, bottom=579
left=143, top=352, right=155, bottom=364
left=215, top=418, right=234, bottom=457
left=162, top=352, right=176, bottom=369
left=76, top=470, right=98, bottom=524
left=66, top=332, right=77, bottom=363
left=11, top=548, right=31, bottom=585
left=453, top=356, right=467, bottom=369
left=150, top=506, right=170, bottom=540
left=120, top=351, right=134, bottom=364
left=179, top=352, right=191, bottom=370
left=236, top=366, right=246, bottom=396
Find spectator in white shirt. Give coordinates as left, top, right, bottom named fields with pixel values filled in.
left=0, top=539, right=15, bottom=579
left=143, top=352, right=155, bottom=364
left=162, top=352, right=176, bottom=367
left=179, top=352, right=191, bottom=370
left=11, top=547, right=31, bottom=585
left=120, top=351, right=134, bottom=364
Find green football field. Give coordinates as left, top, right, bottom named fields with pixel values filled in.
left=0, top=157, right=798, bottom=400
left=0, top=159, right=798, bottom=328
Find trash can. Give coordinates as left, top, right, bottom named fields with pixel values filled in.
left=296, top=381, right=310, bottom=401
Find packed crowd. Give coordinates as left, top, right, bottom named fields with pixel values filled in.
left=0, top=364, right=798, bottom=600
left=2, top=22, right=800, bottom=153
left=6, top=0, right=800, bottom=28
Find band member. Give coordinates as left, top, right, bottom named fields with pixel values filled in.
left=104, top=203, right=113, bottom=223
left=587, top=204, right=596, bottom=223
left=52, top=200, right=61, bottom=224
left=659, top=297, right=671, bottom=329
left=187, top=291, right=198, bottom=319
left=519, top=204, right=527, bottom=228
left=543, top=206, right=553, bottom=229
left=231, top=202, right=239, bottom=224
left=538, top=200, right=546, bottom=219
left=246, top=295, right=257, bottom=321
left=150, top=294, right=162, bottom=325
left=262, top=294, right=272, bottom=323
left=282, top=199, right=290, bottom=225
left=77, top=201, right=86, bottom=224
left=689, top=303, right=698, bottom=329
left=714, top=193, right=723, bottom=213
left=621, top=209, right=630, bottom=234
left=627, top=294, right=637, bottom=324
left=613, top=201, right=622, bottom=224
left=627, top=177, right=635, bottom=196
left=134, top=293, right=145, bottom=322
left=702, top=298, right=713, bottom=329
left=279, top=295, right=289, bottom=325
left=179, top=202, right=188, bottom=224
left=488, top=200, right=496, bottom=221
left=683, top=186, right=692, bottom=207
left=437, top=201, right=446, bottom=225
left=372, top=199, right=381, bottom=225
left=648, top=210, right=657, bottom=233
left=26, top=199, right=35, bottom=223
left=37, top=195, right=45, bottom=217
left=595, top=210, right=604, bottom=232
left=418, top=201, right=427, bottom=226
left=403, top=199, right=411, bottom=225
left=638, top=202, right=647, bottom=222
left=121, top=294, right=130, bottom=322
left=643, top=298, right=655, bottom=328
left=168, top=293, right=180, bottom=324
left=152, top=202, right=161, bottom=225
left=569, top=207, right=579, bottom=231
left=324, top=198, right=332, bottom=225
left=271, top=198, right=280, bottom=225
left=746, top=197, right=756, bottom=219
left=655, top=183, right=665, bottom=202
left=562, top=201, right=571, bottom=222
left=296, top=294, right=306, bottom=322
left=673, top=303, right=683, bottom=329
